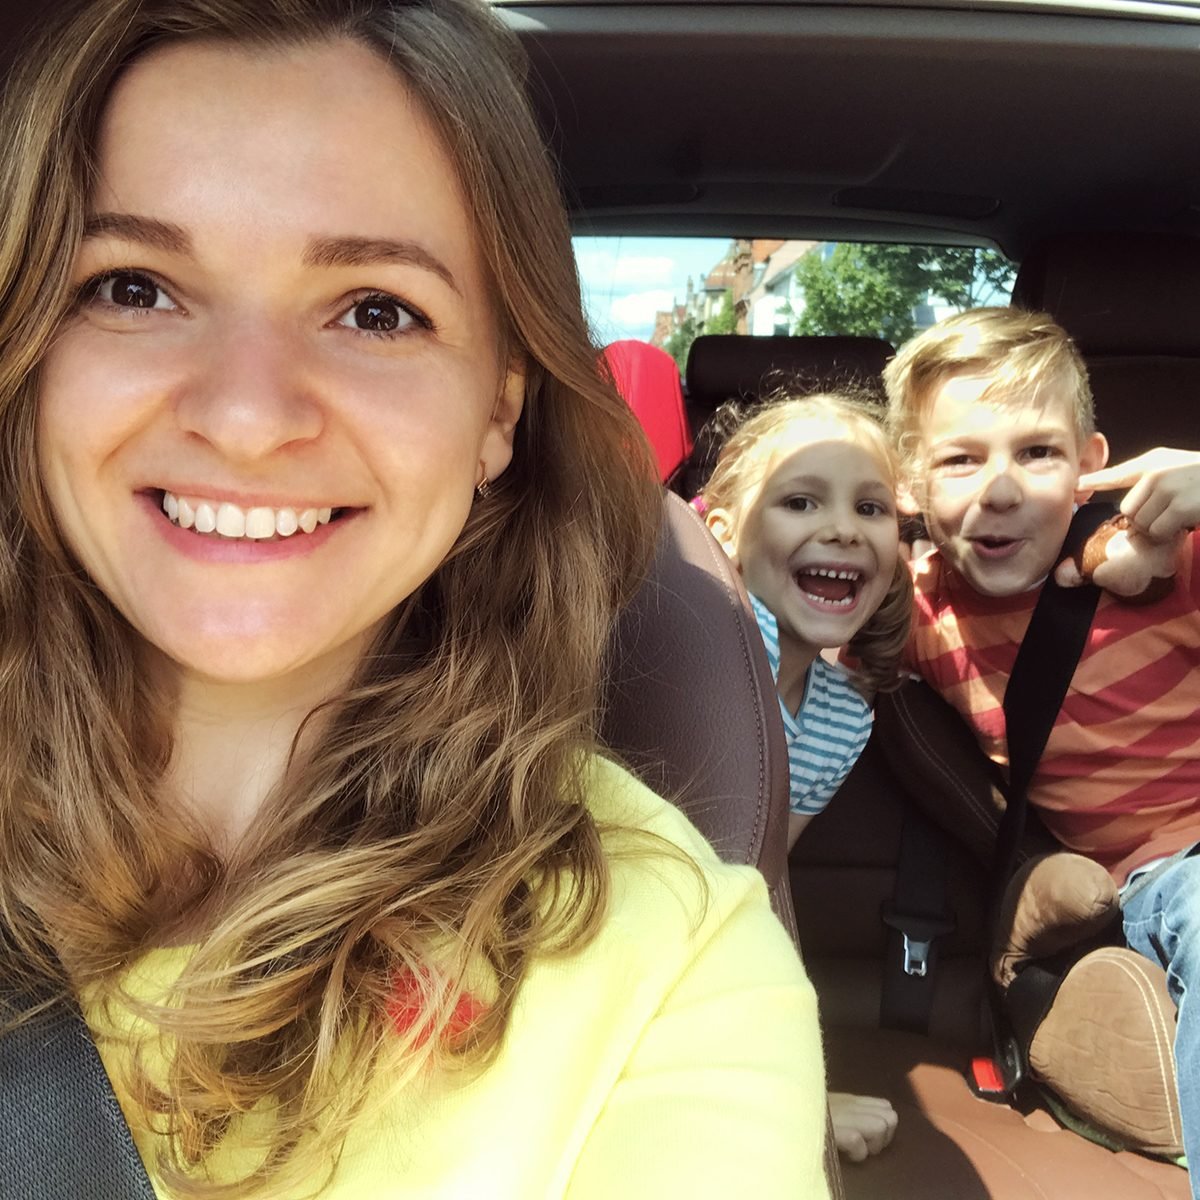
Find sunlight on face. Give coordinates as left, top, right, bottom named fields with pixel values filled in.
left=717, top=418, right=900, bottom=667
left=38, top=38, right=524, bottom=689
left=918, top=374, right=1107, bottom=596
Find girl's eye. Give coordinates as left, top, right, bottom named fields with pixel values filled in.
left=857, top=500, right=892, bottom=518
left=335, top=293, right=424, bottom=336
left=936, top=453, right=974, bottom=470
left=83, top=270, right=176, bottom=312
left=783, top=496, right=814, bottom=512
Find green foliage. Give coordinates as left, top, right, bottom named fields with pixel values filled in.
left=792, top=244, right=1015, bottom=344
left=663, top=289, right=736, bottom=370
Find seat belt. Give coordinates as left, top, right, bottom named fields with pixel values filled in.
left=0, top=997, right=155, bottom=1199
left=880, top=806, right=956, bottom=1034
left=992, top=501, right=1117, bottom=890
left=981, top=501, right=1117, bottom=1093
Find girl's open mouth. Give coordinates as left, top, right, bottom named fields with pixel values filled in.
left=794, top=567, right=863, bottom=610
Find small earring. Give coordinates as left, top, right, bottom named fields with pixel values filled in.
left=475, top=463, right=491, bottom=500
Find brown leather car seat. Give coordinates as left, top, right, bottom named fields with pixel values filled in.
left=600, top=490, right=845, bottom=1198
left=796, top=682, right=1192, bottom=1198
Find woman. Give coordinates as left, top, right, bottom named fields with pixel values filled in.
left=0, top=0, right=828, bottom=1196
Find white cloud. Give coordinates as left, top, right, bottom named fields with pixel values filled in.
left=575, top=251, right=677, bottom=292
left=586, top=288, right=675, bottom=344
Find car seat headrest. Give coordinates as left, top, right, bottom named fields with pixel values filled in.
left=1013, top=232, right=1200, bottom=356
left=685, top=333, right=894, bottom=426
left=603, top=340, right=693, bottom=483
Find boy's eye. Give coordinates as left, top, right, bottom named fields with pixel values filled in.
left=1022, top=444, right=1060, bottom=462
left=936, top=453, right=975, bottom=470
left=82, top=270, right=177, bottom=312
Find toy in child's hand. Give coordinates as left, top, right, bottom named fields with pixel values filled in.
left=1053, top=514, right=1178, bottom=603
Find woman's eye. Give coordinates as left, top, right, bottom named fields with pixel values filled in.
left=937, top=454, right=973, bottom=470
left=335, top=293, right=422, bottom=336
left=84, top=270, right=175, bottom=311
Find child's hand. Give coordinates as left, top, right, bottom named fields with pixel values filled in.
left=1078, top=447, right=1200, bottom=542
left=829, top=1091, right=898, bottom=1162
left=1054, top=515, right=1181, bottom=603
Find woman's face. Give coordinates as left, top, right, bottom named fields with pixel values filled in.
left=38, top=37, right=523, bottom=686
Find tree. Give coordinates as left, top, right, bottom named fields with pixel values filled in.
left=663, top=289, right=736, bottom=371
left=792, top=244, right=1016, bottom=343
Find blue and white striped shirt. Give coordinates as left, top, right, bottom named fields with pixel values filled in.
left=749, top=593, right=873, bottom=817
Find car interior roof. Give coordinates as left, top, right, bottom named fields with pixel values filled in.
left=501, top=1, right=1200, bottom=260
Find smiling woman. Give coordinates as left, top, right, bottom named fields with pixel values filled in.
left=0, top=1, right=827, bottom=1198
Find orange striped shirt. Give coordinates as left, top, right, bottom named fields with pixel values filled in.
left=907, top=531, right=1200, bottom=882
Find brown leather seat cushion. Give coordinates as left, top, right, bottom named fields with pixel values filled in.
left=825, top=1028, right=1190, bottom=1200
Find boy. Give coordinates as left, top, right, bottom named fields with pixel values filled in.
left=883, top=306, right=1200, bottom=1182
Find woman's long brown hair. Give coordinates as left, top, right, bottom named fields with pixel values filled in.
left=0, top=1, right=661, bottom=1195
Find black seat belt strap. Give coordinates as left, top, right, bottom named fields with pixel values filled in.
left=880, top=806, right=956, bottom=1034
left=992, top=502, right=1117, bottom=889
left=0, top=999, right=155, bottom=1200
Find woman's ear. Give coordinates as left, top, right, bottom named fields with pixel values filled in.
left=480, top=359, right=526, bottom=481
left=704, top=506, right=741, bottom=569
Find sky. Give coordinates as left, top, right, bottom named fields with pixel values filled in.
left=573, top=235, right=731, bottom=345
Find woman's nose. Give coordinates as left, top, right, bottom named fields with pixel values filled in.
left=174, top=325, right=324, bottom=460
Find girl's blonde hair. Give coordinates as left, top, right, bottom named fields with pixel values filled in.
left=0, top=1, right=659, bottom=1196
left=700, top=392, right=912, bottom=696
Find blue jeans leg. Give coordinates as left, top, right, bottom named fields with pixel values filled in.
left=1123, top=854, right=1200, bottom=1194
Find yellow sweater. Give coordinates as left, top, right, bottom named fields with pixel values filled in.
left=88, top=758, right=830, bottom=1199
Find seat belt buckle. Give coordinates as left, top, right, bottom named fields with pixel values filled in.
left=968, top=1055, right=1010, bottom=1101
left=901, top=934, right=932, bottom=977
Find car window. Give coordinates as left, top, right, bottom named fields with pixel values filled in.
left=576, top=235, right=1015, bottom=369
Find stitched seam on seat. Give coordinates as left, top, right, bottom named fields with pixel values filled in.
left=691, top=508, right=769, bottom=863
left=1092, top=949, right=1182, bottom=1146
left=895, top=689, right=998, bottom=843
left=923, top=1114, right=1051, bottom=1197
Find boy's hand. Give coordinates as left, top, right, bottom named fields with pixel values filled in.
left=1077, top=447, right=1200, bottom=542
left=1054, top=516, right=1180, bottom=600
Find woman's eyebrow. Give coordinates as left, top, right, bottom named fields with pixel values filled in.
left=303, top=235, right=460, bottom=295
left=83, top=211, right=191, bottom=254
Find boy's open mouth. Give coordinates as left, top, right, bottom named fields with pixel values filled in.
left=794, top=566, right=863, bottom=609
left=970, top=535, right=1024, bottom=559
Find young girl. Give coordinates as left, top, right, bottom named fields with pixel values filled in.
left=0, top=1, right=829, bottom=1197
left=701, top=393, right=913, bottom=1163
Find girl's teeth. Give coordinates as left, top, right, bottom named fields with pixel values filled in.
left=160, top=492, right=337, bottom=540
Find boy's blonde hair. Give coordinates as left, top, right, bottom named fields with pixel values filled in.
left=883, top=307, right=1094, bottom=471
left=700, top=392, right=912, bottom=696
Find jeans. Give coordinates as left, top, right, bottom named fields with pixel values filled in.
left=1123, top=852, right=1200, bottom=1194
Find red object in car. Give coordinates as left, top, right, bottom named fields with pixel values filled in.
left=603, top=340, right=693, bottom=484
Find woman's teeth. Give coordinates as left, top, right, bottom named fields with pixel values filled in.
left=161, top=491, right=333, bottom=540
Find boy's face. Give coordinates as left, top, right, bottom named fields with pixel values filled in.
left=917, top=374, right=1108, bottom=596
